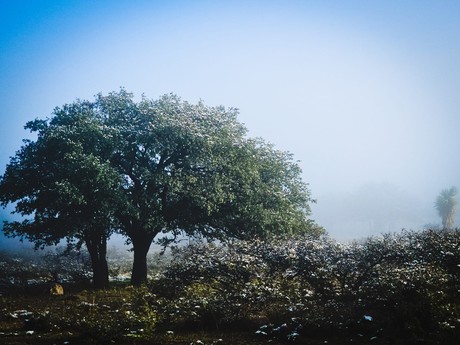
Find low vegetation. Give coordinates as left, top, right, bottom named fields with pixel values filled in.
left=1, top=228, right=459, bottom=344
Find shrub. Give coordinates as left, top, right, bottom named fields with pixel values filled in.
left=151, top=230, right=460, bottom=342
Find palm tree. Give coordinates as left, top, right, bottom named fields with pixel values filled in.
left=435, top=186, right=458, bottom=229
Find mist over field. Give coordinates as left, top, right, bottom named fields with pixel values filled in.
left=1, top=1, right=460, bottom=244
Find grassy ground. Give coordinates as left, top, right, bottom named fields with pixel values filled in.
left=0, top=287, right=397, bottom=345
left=0, top=287, right=273, bottom=345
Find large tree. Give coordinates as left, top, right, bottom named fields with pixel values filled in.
left=94, top=90, right=320, bottom=285
left=1, top=90, right=320, bottom=286
left=0, top=101, right=120, bottom=289
left=435, top=186, right=458, bottom=229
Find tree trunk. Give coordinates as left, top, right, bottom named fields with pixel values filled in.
left=130, top=232, right=155, bottom=286
left=85, top=231, right=109, bottom=289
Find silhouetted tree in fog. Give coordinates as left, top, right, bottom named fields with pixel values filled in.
left=435, top=186, right=457, bottom=229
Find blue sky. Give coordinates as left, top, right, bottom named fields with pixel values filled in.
left=1, top=0, right=460, bottom=240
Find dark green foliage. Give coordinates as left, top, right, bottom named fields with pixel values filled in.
left=0, top=101, right=120, bottom=288
left=94, top=90, right=319, bottom=285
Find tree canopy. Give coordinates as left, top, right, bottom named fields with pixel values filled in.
left=0, top=89, right=321, bottom=286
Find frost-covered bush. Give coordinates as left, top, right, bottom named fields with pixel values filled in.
left=151, top=229, right=460, bottom=342
left=151, top=242, right=275, bottom=328
left=0, top=247, right=92, bottom=293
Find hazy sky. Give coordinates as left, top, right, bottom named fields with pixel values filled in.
left=1, top=0, right=459, bottom=240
